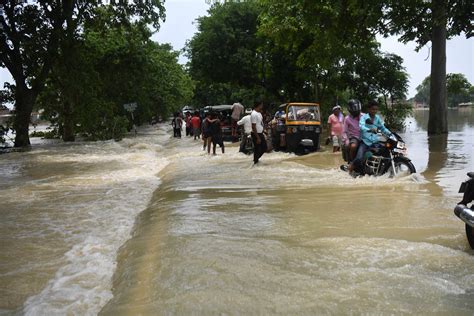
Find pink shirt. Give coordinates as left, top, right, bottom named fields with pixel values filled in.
left=328, top=113, right=343, bottom=136
left=343, top=114, right=362, bottom=142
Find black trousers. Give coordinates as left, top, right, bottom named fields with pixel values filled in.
left=252, top=133, right=267, bottom=163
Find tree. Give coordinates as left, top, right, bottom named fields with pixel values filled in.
left=380, top=0, right=472, bottom=134
left=414, top=76, right=431, bottom=105
left=259, top=0, right=408, bottom=110
left=415, top=73, right=472, bottom=107
left=446, top=73, right=471, bottom=107
left=0, top=1, right=165, bottom=147
left=186, top=1, right=264, bottom=106
left=37, top=14, right=193, bottom=141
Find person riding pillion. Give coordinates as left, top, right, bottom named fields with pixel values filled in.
left=342, top=99, right=363, bottom=162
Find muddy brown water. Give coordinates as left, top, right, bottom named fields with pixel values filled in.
left=1, top=109, right=473, bottom=315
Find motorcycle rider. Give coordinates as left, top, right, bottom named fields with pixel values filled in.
left=342, top=99, right=363, bottom=163
left=349, top=100, right=393, bottom=173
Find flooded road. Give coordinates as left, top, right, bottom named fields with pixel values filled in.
left=1, top=109, right=474, bottom=314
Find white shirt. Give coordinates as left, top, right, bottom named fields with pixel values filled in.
left=250, top=110, right=264, bottom=133
left=237, top=115, right=252, bottom=134
left=231, top=102, right=244, bottom=120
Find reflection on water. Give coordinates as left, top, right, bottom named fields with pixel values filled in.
left=408, top=109, right=474, bottom=197
left=1, top=108, right=474, bottom=315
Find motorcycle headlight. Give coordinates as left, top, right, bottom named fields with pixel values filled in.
left=397, top=141, right=406, bottom=149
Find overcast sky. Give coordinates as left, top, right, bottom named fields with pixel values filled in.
left=1, top=0, right=473, bottom=99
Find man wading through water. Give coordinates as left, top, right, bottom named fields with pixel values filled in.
left=251, top=101, right=267, bottom=164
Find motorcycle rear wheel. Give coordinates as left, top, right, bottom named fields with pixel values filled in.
left=465, top=224, right=474, bottom=249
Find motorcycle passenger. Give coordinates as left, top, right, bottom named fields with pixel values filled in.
left=342, top=99, right=363, bottom=163
left=349, top=100, right=392, bottom=173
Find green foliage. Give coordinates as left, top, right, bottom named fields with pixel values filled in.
left=0, top=123, right=11, bottom=145
left=414, top=76, right=431, bottom=104
left=188, top=0, right=409, bottom=121
left=414, top=74, right=472, bottom=107
left=35, top=9, right=193, bottom=141
left=29, top=130, right=59, bottom=139
left=447, top=73, right=472, bottom=107
left=258, top=0, right=409, bottom=115
left=187, top=1, right=264, bottom=106
left=0, top=0, right=166, bottom=146
left=378, top=0, right=472, bottom=134
left=379, top=100, right=413, bottom=131
left=379, top=0, right=472, bottom=49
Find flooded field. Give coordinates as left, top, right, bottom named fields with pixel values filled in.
left=1, top=109, right=473, bottom=315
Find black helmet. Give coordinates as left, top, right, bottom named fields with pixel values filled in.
left=347, top=99, right=361, bottom=116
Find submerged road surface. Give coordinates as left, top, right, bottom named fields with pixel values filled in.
left=1, top=109, right=474, bottom=315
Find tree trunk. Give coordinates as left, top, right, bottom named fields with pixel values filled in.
left=13, top=86, right=35, bottom=147
left=428, top=0, right=448, bottom=135
left=62, top=100, right=75, bottom=142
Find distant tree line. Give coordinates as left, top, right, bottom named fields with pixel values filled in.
left=415, top=73, right=474, bottom=108
left=1, top=1, right=192, bottom=147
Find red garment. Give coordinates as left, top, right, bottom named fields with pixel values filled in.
left=191, top=116, right=201, bottom=129
left=185, top=116, right=192, bottom=128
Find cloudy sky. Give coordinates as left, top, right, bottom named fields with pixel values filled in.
left=1, top=0, right=473, bottom=99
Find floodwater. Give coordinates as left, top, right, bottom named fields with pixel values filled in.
left=1, top=109, right=473, bottom=315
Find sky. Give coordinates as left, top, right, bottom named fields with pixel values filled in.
left=1, top=0, right=473, bottom=99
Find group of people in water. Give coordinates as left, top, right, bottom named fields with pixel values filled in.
left=172, top=110, right=226, bottom=155
left=171, top=100, right=267, bottom=163
left=172, top=98, right=392, bottom=168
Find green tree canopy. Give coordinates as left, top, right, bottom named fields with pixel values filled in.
left=379, top=0, right=472, bottom=134
left=258, top=0, right=408, bottom=110
left=0, top=0, right=165, bottom=146
left=186, top=0, right=265, bottom=106
left=37, top=13, right=193, bottom=141
left=415, top=73, right=472, bottom=107
left=188, top=0, right=409, bottom=121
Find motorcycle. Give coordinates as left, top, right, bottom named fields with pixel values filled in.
left=454, top=172, right=474, bottom=249
left=341, top=129, right=416, bottom=177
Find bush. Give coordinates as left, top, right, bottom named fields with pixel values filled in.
left=380, top=101, right=413, bottom=131
left=29, top=129, right=60, bottom=139
left=83, top=115, right=129, bottom=141
left=0, top=125, right=9, bottom=144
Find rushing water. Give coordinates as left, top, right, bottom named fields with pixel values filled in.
left=1, top=109, right=473, bottom=315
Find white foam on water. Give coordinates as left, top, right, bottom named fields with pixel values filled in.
left=21, top=127, right=170, bottom=315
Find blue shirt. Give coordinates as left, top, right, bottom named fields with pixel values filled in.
left=359, top=113, right=392, bottom=146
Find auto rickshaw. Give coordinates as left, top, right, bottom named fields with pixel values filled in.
left=271, top=103, right=321, bottom=154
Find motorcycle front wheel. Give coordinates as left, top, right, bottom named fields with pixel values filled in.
left=390, top=157, right=416, bottom=177
left=466, top=224, right=474, bottom=249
